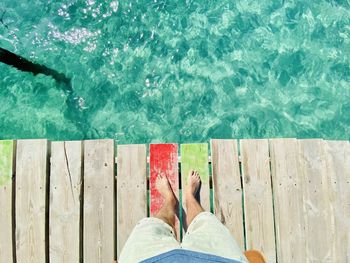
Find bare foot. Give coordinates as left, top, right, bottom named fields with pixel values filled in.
left=186, top=170, right=201, bottom=200
left=156, top=173, right=176, bottom=203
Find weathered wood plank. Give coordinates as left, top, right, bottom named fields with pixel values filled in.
left=180, top=143, right=210, bottom=230
left=269, top=139, right=306, bottom=262
left=83, top=140, right=115, bottom=263
left=240, top=139, right=276, bottom=263
left=0, top=140, right=15, bottom=262
left=297, top=139, right=335, bottom=262
left=210, top=139, right=244, bottom=250
left=50, top=141, right=82, bottom=263
left=15, top=139, right=49, bottom=263
left=149, top=143, right=180, bottom=240
left=323, top=140, right=350, bottom=262
left=117, top=144, right=147, bottom=258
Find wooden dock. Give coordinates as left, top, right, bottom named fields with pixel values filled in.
left=0, top=139, right=349, bottom=262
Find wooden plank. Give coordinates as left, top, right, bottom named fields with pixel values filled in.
left=15, top=139, right=49, bottom=263
left=83, top=140, right=115, bottom=263
left=180, top=143, right=209, bottom=231
left=240, top=139, right=276, bottom=263
left=323, top=140, right=350, bottom=262
left=49, top=141, right=82, bottom=263
left=297, top=139, right=335, bottom=262
left=117, top=144, right=147, bottom=258
left=210, top=139, right=244, bottom=250
left=0, top=140, right=15, bottom=262
left=149, top=143, right=180, bottom=240
left=269, top=139, right=306, bottom=262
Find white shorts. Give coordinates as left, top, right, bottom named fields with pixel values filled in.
left=119, top=212, right=248, bottom=263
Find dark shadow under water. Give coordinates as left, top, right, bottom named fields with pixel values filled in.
left=0, top=46, right=94, bottom=138
left=0, top=47, right=71, bottom=90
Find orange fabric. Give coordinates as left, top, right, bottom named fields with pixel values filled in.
left=244, top=250, right=266, bottom=263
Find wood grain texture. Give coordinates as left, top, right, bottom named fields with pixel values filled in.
left=83, top=140, right=115, bottom=263
left=240, top=139, right=276, bottom=263
left=297, top=139, right=335, bottom=262
left=269, top=139, right=306, bottom=263
left=117, top=144, right=147, bottom=258
left=49, top=141, right=82, bottom=263
left=15, top=139, right=49, bottom=263
left=210, top=139, right=244, bottom=250
left=0, top=140, right=15, bottom=262
left=149, top=143, right=180, bottom=240
left=323, top=140, right=350, bottom=263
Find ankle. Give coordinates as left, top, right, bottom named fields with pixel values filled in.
left=185, top=194, right=197, bottom=205
left=165, top=195, right=177, bottom=206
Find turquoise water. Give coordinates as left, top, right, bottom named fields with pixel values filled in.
left=0, top=0, right=349, bottom=143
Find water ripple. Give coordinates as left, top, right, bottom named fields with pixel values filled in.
left=0, top=0, right=349, bottom=142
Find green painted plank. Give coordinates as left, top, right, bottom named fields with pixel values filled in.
left=0, top=140, right=15, bottom=262
left=0, top=140, right=14, bottom=186
left=181, top=143, right=209, bottom=184
left=180, top=143, right=209, bottom=235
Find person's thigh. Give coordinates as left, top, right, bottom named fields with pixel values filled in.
left=181, top=212, right=248, bottom=262
left=118, top=217, right=180, bottom=263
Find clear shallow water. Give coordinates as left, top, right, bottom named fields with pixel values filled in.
left=0, top=0, right=349, bottom=143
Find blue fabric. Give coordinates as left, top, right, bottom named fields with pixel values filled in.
left=140, top=249, right=242, bottom=263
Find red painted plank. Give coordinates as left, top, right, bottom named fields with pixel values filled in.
left=150, top=143, right=180, bottom=239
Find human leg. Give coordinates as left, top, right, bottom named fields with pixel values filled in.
left=118, top=174, right=180, bottom=263
left=154, top=174, right=178, bottom=234
left=181, top=170, right=248, bottom=262
left=185, top=170, right=204, bottom=227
